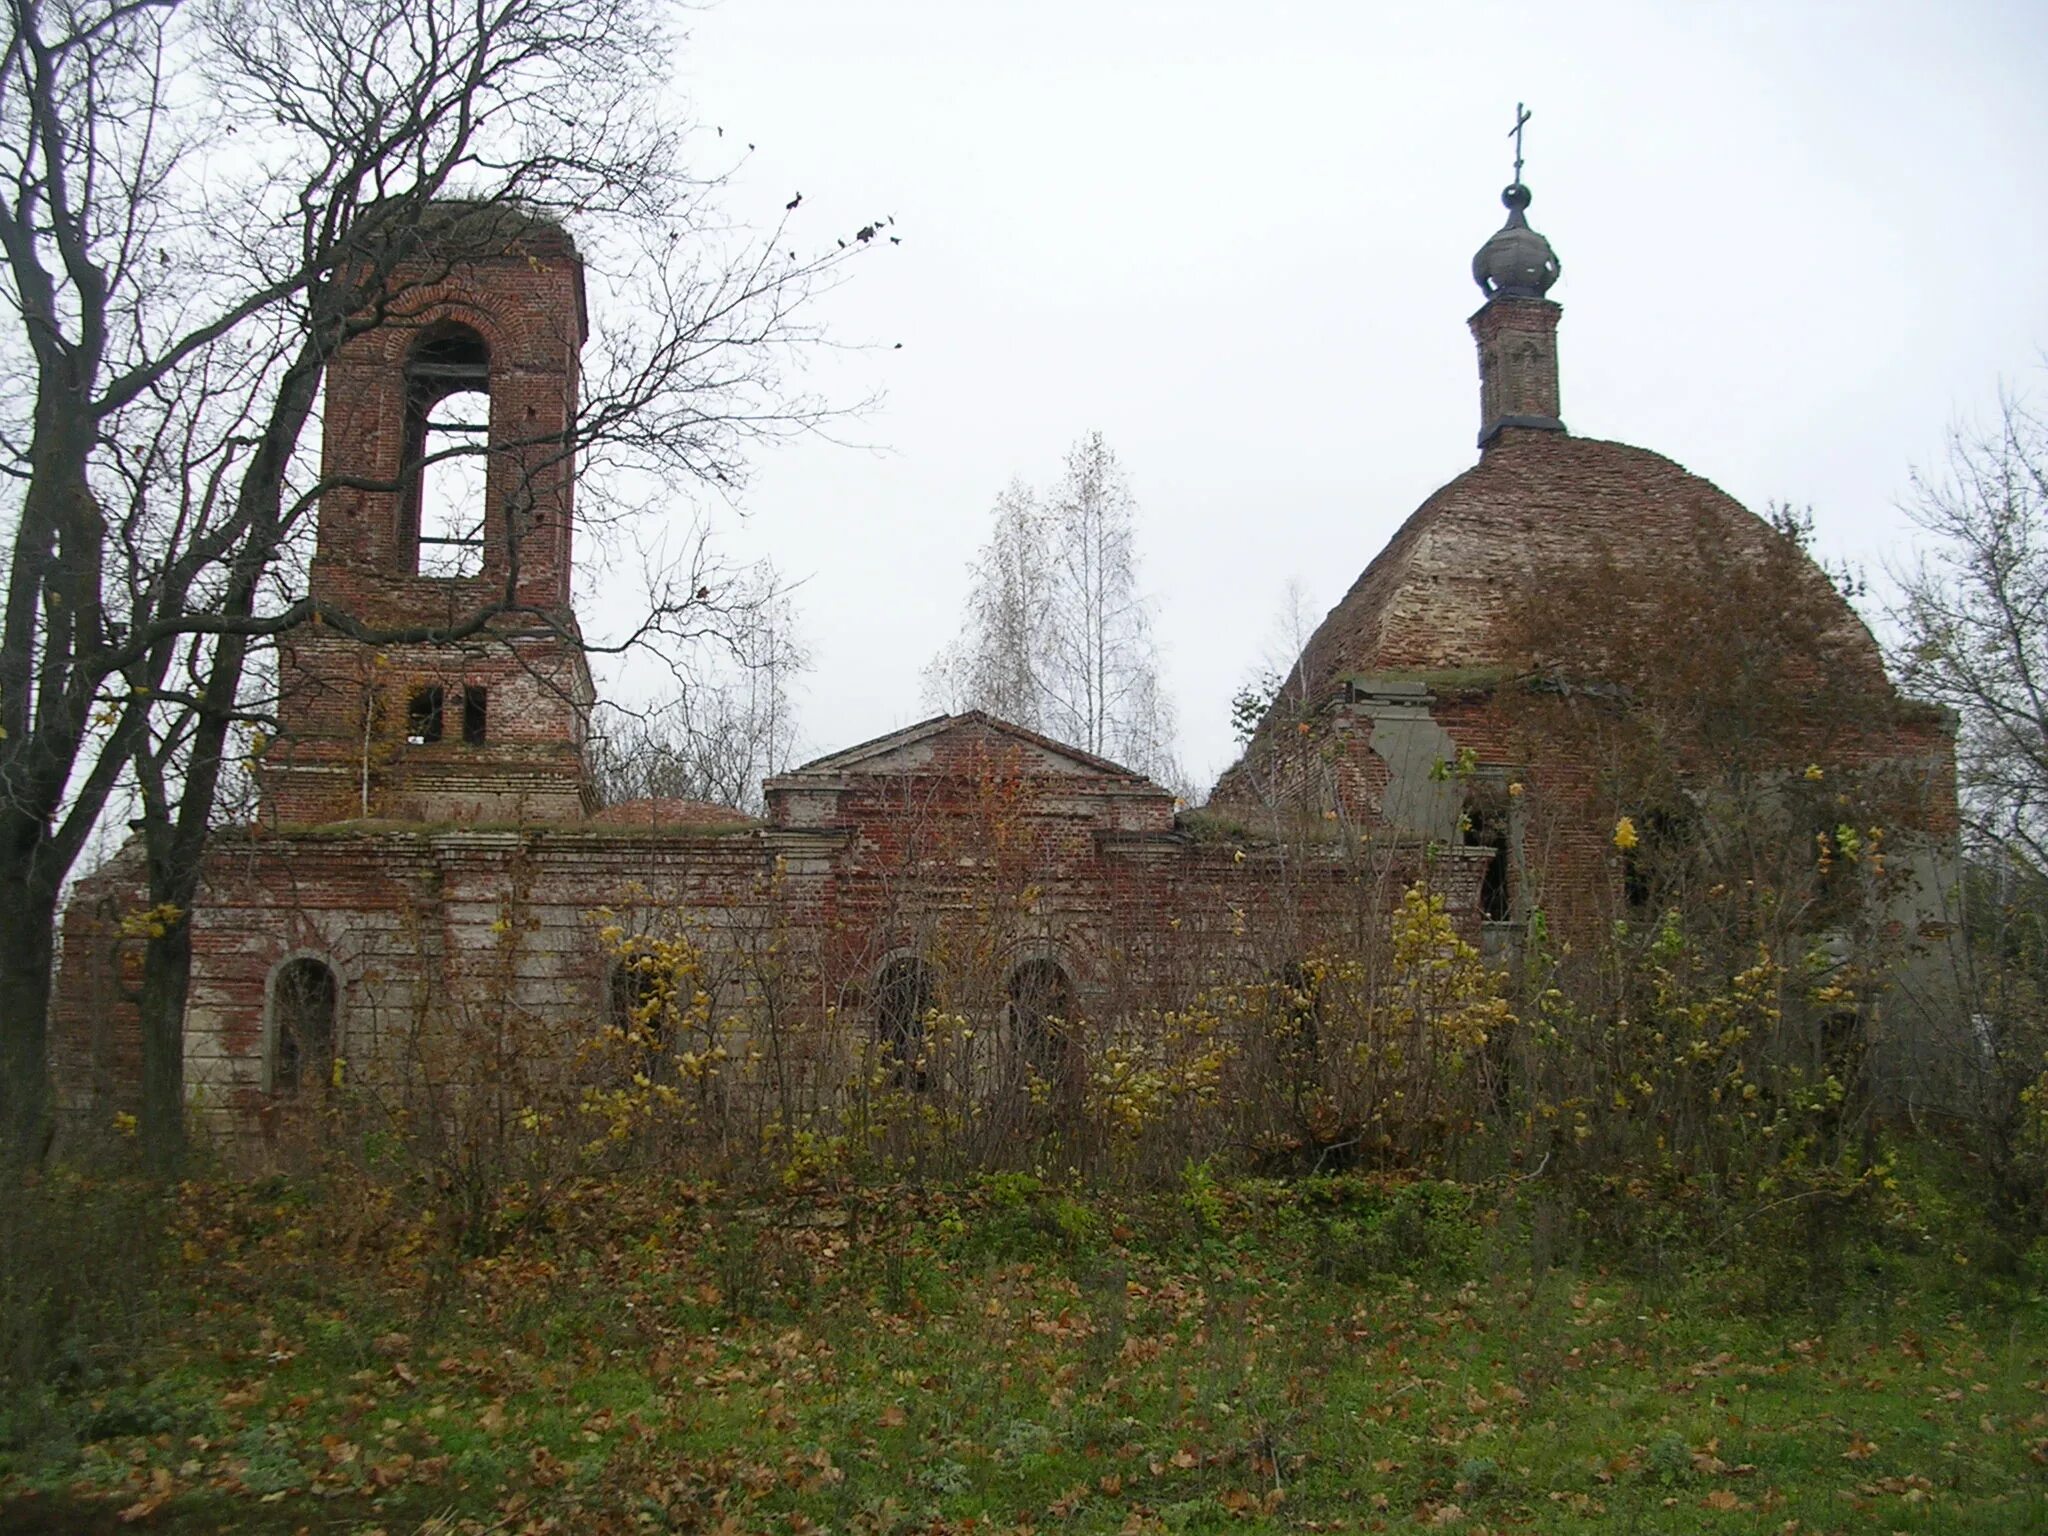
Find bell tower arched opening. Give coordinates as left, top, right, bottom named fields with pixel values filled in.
left=400, top=322, right=492, bottom=579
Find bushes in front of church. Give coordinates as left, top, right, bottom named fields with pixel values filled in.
left=262, top=815, right=2040, bottom=1295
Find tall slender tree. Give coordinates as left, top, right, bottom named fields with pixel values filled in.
left=923, top=480, right=1050, bottom=731
left=926, top=433, right=1179, bottom=781
left=1893, top=393, right=2048, bottom=874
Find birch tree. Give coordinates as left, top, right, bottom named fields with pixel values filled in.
left=1893, top=394, right=2048, bottom=875
left=926, top=433, right=1179, bottom=781
left=922, top=480, right=1048, bottom=730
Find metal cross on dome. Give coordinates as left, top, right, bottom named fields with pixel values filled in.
left=1509, top=102, right=1532, bottom=185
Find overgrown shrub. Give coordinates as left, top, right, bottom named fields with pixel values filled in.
left=1298, top=1175, right=1482, bottom=1282
left=219, top=752, right=2038, bottom=1304
left=0, top=1168, right=173, bottom=1447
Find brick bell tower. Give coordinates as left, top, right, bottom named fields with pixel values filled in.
left=265, top=202, right=597, bottom=825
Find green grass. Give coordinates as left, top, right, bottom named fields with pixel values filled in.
left=2, top=1174, right=2044, bottom=1534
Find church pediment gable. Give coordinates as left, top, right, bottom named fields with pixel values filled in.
left=785, top=712, right=1153, bottom=785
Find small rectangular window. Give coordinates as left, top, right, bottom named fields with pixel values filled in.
left=406, top=686, right=444, bottom=745
left=462, top=685, right=488, bottom=745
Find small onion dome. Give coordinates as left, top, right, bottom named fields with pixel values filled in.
left=1472, top=183, right=1560, bottom=300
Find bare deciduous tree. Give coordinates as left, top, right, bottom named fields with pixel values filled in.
left=1892, top=394, right=2048, bottom=874
left=1888, top=394, right=2048, bottom=1246
left=925, top=432, right=1180, bottom=783
left=589, top=568, right=809, bottom=815
left=1229, top=579, right=1322, bottom=737
left=0, top=0, right=877, bottom=1167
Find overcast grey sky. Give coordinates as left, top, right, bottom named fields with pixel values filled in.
left=591, top=0, right=2048, bottom=792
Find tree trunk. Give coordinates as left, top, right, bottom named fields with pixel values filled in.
left=1, top=395, right=121, bottom=1169
left=137, top=916, right=192, bottom=1175
left=0, top=866, right=59, bottom=1169
left=128, top=336, right=326, bottom=1173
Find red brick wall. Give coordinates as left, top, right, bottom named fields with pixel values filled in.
left=54, top=724, right=1485, bottom=1153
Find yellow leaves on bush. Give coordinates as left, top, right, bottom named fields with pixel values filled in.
left=549, top=920, right=743, bottom=1154
left=1082, top=1003, right=1241, bottom=1146
left=1389, top=884, right=1512, bottom=1053
left=1612, top=816, right=1639, bottom=853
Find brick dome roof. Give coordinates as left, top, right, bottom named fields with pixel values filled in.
left=1222, top=430, right=1892, bottom=788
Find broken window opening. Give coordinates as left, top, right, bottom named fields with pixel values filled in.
left=1007, top=957, right=1074, bottom=1081
left=269, top=956, right=337, bottom=1096
left=607, top=957, right=666, bottom=1053
left=462, top=685, right=488, bottom=745
left=606, top=959, right=650, bottom=1031
left=1624, top=807, right=1696, bottom=913
left=406, top=686, right=444, bottom=745
left=1464, top=809, right=1512, bottom=923
left=874, top=956, right=933, bottom=1092
left=401, top=324, right=491, bottom=579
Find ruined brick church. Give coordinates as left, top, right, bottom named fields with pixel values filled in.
left=53, top=174, right=1963, bottom=1145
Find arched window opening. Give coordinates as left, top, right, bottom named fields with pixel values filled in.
left=1007, top=958, right=1074, bottom=1080
left=401, top=325, right=491, bottom=579
left=873, top=956, right=932, bottom=1092
left=270, top=957, right=337, bottom=1096
left=1622, top=839, right=1650, bottom=911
